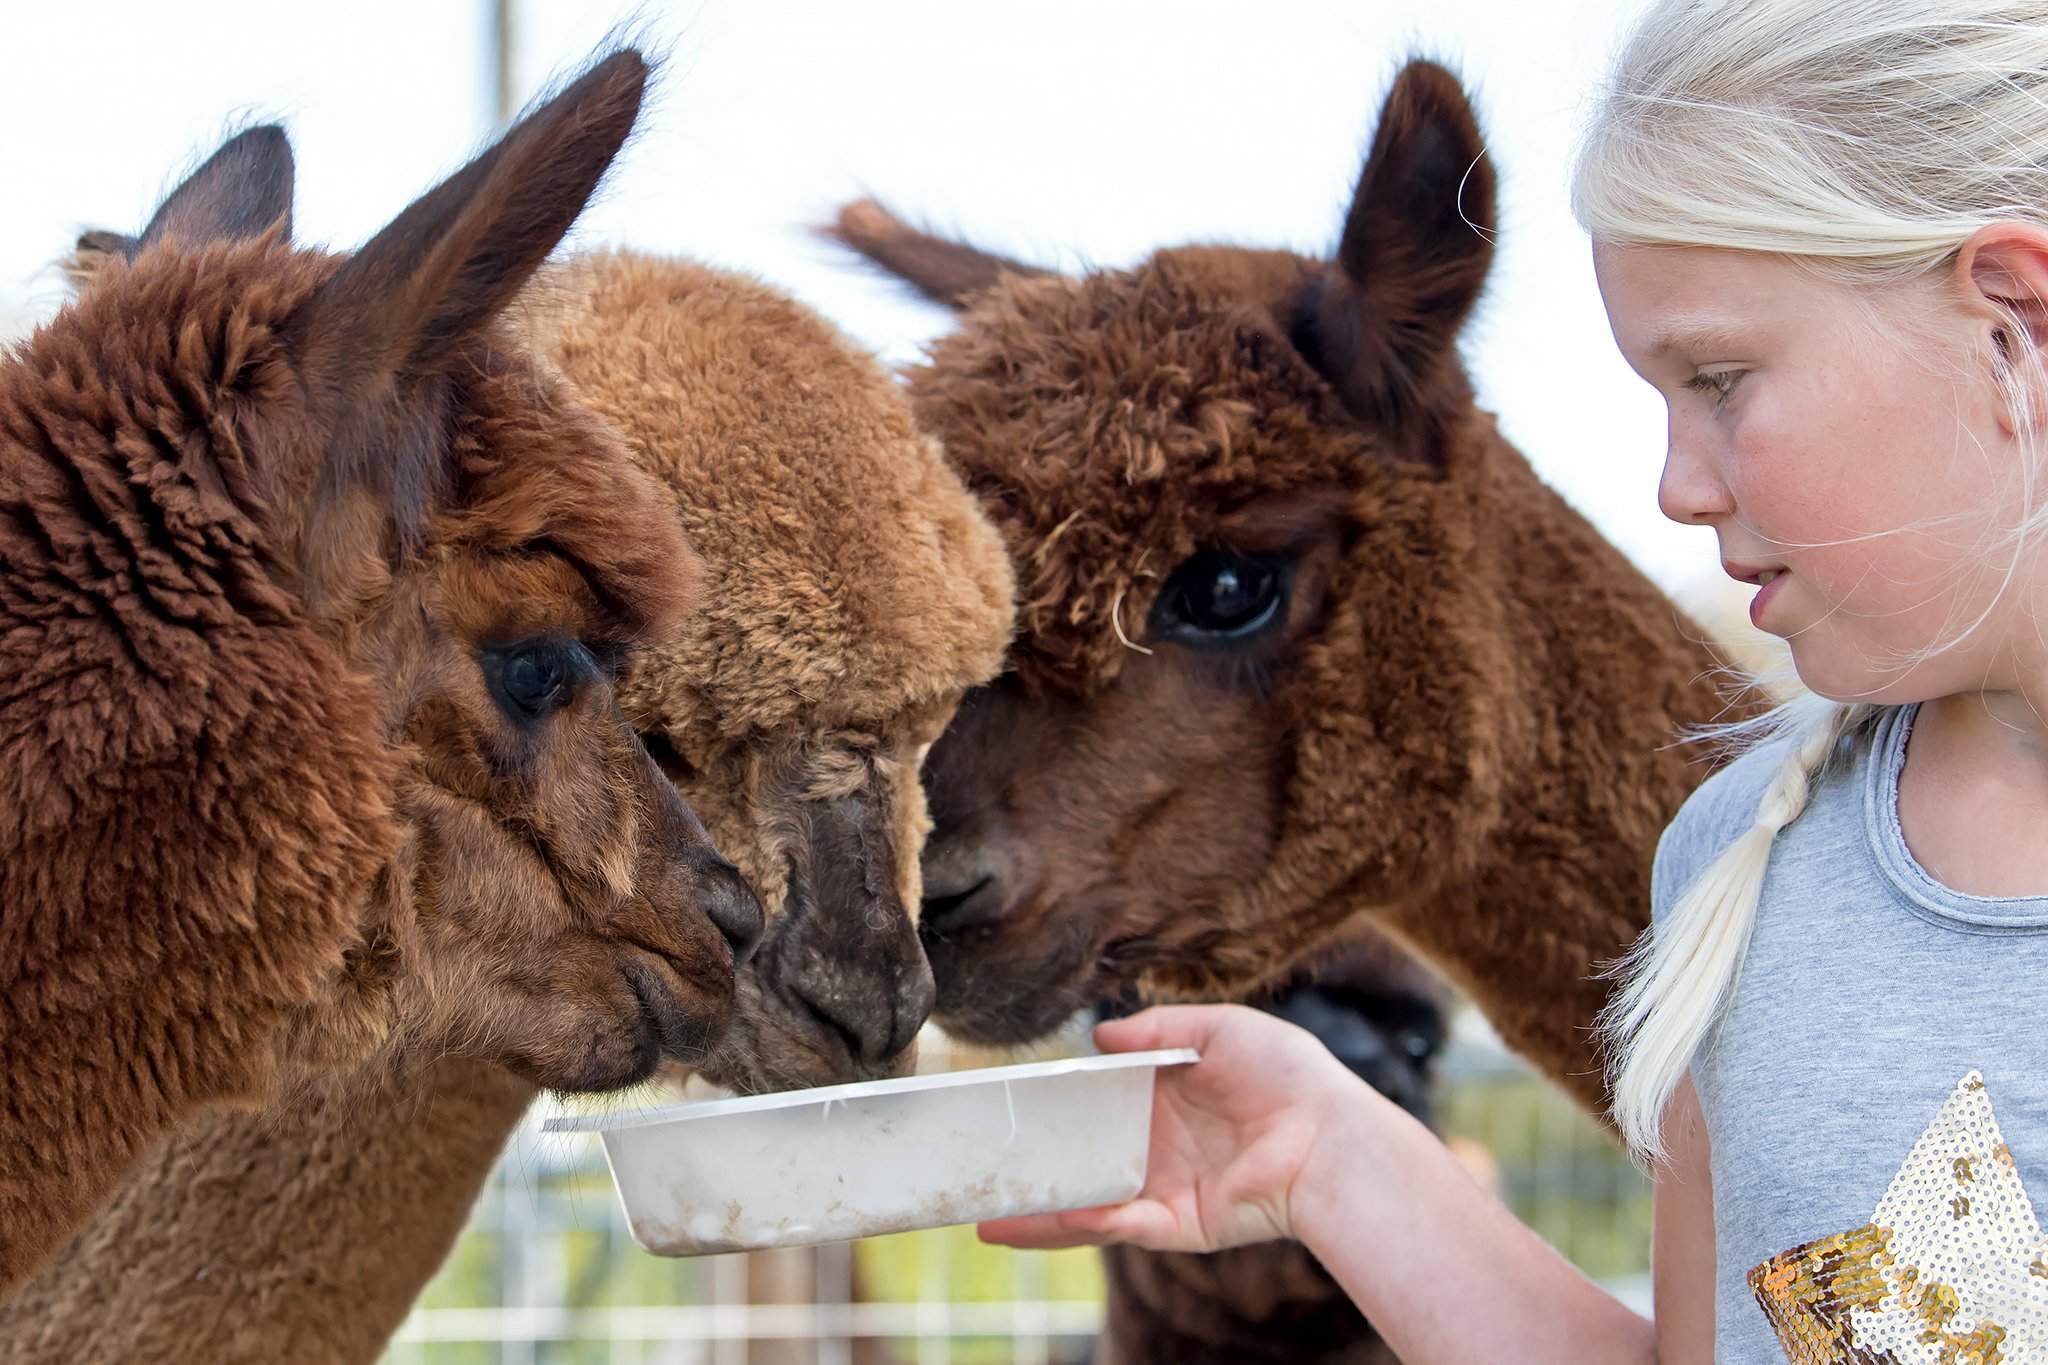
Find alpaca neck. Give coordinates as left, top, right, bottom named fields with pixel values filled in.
left=1380, top=428, right=1734, bottom=1114
left=0, top=1056, right=533, bottom=1364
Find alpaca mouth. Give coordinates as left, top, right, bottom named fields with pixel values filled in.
left=619, top=953, right=723, bottom=1066
left=925, top=914, right=1100, bottom=1046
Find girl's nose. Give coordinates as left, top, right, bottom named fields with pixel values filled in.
left=1657, top=438, right=1735, bottom=527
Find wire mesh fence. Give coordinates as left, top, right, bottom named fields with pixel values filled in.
left=382, top=1011, right=1652, bottom=1364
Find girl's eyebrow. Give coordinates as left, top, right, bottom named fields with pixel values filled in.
left=1648, top=316, right=1748, bottom=359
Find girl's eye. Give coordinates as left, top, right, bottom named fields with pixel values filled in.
left=1684, top=369, right=1743, bottom=404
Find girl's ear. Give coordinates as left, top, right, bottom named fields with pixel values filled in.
left=1957, top=223, right=2048, bottom=432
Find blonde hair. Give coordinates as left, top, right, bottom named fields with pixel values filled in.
left=1575, top=0, right=2048, bottom=1162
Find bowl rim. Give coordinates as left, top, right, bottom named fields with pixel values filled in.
left=542, top=1047, right=1200, bottom=1133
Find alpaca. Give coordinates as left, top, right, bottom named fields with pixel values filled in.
left=538, top=250, right=1015, bottom=1090
left=0, top=51, right=763, bottom=1292
left=829, top=57, right=1738, bottom=1365
left=831, top=58, right=1734, bottom=1108
left=0, top=250, right=1016, bottom=1363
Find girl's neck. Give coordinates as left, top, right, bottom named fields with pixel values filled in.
left=1896, top=690, right=2048, bottom=898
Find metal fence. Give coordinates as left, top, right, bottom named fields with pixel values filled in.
left=382, top=1013, right=1652, bottom=1364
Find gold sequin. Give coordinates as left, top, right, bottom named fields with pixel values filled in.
left=1749, top=1072, right=2048, bottom=1364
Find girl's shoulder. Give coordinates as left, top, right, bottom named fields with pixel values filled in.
left=1650, top=723, right=1848, bottom=922
left=1652, top=743, right=1772, bottom=915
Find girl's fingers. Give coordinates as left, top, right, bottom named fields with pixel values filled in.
left=978, top=1211, right=1111, bottom=1249
left=1093, top=1003, right=1249, bottom=1055
left=978, top=1199, right=1187, bottom=1251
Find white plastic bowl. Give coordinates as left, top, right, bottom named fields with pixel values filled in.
left=544, top=1048, right=1198, bottom=1256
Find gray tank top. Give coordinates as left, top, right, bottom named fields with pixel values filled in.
left=1653, top=703, right=2048, bottom=1362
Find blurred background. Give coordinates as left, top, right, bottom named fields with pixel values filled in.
left=0, top=1, right=1774, bottom=1359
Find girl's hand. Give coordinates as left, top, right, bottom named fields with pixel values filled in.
left=979, top=1004, right=1372, bottom=1254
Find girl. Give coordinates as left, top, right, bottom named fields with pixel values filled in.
left=983, top=3, right=2048, bottom=1361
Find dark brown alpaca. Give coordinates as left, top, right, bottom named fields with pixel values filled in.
left=834, top=59, right=1728, bottom=1100
left=0, top=51, right=761, bottom=1291
left=832, top=57, right=1736, bottom=1364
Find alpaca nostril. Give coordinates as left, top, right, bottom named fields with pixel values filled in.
left=789, top=969, right=929, bottom=1072
left=790, top=983, right=883, bottom=1068
left=920, top=873, right=1001, bottom=932
left=704, top=864, right=764, bottom=966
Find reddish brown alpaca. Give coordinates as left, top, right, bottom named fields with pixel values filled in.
left=833, top=59, right=1736, bottom=1364
left=0, top=252, right=1015, bottom=1363
left=0, top=52, right=761, bottom=1292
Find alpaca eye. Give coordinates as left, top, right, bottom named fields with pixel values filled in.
left=491, top=641, right=583, bottom=720
left=1149, top=551, right=1290, bottom=646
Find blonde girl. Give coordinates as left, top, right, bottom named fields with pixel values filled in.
left=986, top=4, right=2048, bottom=1361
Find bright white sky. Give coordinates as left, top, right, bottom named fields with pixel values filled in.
left=0, top=0, right=1722, bottom=597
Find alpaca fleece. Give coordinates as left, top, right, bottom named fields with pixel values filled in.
left=838, top=60, right=1743, bottom=1365
left=0, top=50, right=760, bottom=1292
left=2, top=252, right=1016, bottom=1362
left=913, top=250, right=1730, bottom=1089
left=849, top=62, right=1738, bottom=1105
left=0, top=239, right=402, bottom=1289
left=538, top=251, right=1014, bottom=1089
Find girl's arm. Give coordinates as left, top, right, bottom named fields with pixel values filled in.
left=987, top=1007, right=1714, bottom=1364
left=1286, top=1061, right=1655, bottom=1364
left=1651, top=1074, right=1716, bottom=1360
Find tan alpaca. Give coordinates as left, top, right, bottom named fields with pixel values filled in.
left=0, top=251, right=1014, bottom=1363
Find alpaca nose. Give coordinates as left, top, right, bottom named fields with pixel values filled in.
left=789, top=946, right=936, bottom=1070
left=701, top=859, right=764, bottom=965
left=771, top=789, right=938, bottom=1074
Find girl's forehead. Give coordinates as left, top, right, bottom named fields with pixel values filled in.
left=1595, top=242, right=1791, bottom=302
left=1593, top=243, right=1861, bottom=352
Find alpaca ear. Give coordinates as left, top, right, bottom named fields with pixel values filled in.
left=62, top=229, right=140, bottom=292
left=824, top=198, right=1054, bottom=309
left=1300, top=60, right=1495, bottom=459
left=134, top=125, right=295, bottom=254
left=289, top=48, right=648, bottom=400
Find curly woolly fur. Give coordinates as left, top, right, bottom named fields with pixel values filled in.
left=831, top=53, right=1761, bottom=1365
left=905, top=257, right=1735, bottom=1087
left=547, top=251, right=1014, bottom=747
left=927, top=259, right=1373, bottom=695
left=0, top=49, right=786, bottom=1295
left=2, top=252, right=1016, bottom=1363
left=845, top=57, right=1740, bottom=1106
left=836, top=59, right=1750, bottom=1365
left=535, top=250, right=1015, bottom=1093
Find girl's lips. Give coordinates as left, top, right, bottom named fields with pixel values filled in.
left=1748, top=570, right=1789, bottom=629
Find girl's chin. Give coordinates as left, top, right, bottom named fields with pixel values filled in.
left=1781, top=644, right=1948, bottom=708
